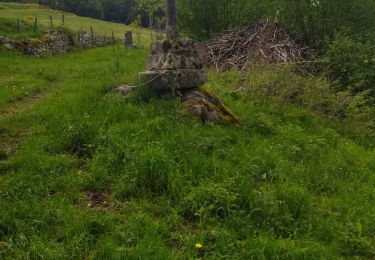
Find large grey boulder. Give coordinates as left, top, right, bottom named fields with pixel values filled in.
left=140, top=69, right=206, bottom=91
left=3, top=43, right=13, bottom=50
left=140, top=39, right=207, bottom=90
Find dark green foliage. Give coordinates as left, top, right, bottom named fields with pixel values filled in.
left=102, top=0, right=137, bottom=24
left=177, top=0, right=270, bottom=39
left=177, top=0, right=375, bottom=47
left=277, top=0, right=375, bottom=48
left=323, top=34, right=375, bottom=96
left=3, top=0, right=151, bottom=26
left=0, top=147, right=7, bottom=160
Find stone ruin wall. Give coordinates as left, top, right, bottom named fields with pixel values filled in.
left=77, top=31, right=113, bottom=49
left=0, top=29, right=114, bottom=56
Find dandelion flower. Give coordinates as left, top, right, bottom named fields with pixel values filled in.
left=195, top=243, right=203, bottom=249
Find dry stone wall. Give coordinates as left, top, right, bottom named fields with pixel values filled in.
left=0, top=29, right=73, bottom=56
left=140, top=39, right=207, bottom=91
left=77, top=31, right=113, bottom=48
left=0, top=29, right=114, bottom=56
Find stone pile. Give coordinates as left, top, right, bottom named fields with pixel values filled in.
left=1, top=29, right=115, bottom=56
left=21, top=38, right=49, bottom=56
left=140, top=39, right=207, bottom=91
left=0, top=36, right=17, bottom=50
left=43, top=29, right=74, bottom=54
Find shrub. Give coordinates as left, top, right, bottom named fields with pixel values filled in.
left=235, top=64, right=374, bottom=124
left=323, top=35, right=375, bottom=96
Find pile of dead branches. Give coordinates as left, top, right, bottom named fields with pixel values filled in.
left=198, top=21, right=309, bottom=71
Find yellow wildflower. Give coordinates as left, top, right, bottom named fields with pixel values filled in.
left=195, top=243, right=203, bottom=249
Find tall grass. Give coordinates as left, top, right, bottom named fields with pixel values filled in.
left=0, top=45, right=374, bottom=258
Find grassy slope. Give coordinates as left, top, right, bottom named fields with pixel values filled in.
left=0, top=44, right=374, bottom=259
left=0, top=2, right=153, bottom=45
left=0, top=3, right=374, bottom=258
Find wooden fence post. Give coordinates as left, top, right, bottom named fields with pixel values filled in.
left=112, top=31, right=115, bottom=45
left=90, top=27, right=94, bottom=47
left=50, top=15, right=53, bottom=27
left=33, top=17, right=38, bottom=31
left=80, top=28, right=84, bottom=47
left=17, top=18, right=21, bottom=32
left=77, top=30, right=82, bottom=48
left=62, top=14, right=65, bottom=25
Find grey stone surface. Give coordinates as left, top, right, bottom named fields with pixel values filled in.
left=1, top=29, right=113, bottom=56
left=113, top=85, right=136, bottom=95
left=78, top=31, right=113, bottom=48
left=140, top=69, right=207, bottom=90
left=140, top=39, right=207, bottom=90
left=3, top=43, right=13, bottom=50
left=147, top=40, right=203, bottom=70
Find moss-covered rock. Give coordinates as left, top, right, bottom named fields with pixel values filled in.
left=182, top=88, right=239, bottom=124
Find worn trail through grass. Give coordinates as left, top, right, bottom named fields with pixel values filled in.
left=0, top=45, right=145, bottom=160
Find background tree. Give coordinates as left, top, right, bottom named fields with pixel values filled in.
left=137, top=0, right=164, bottom=28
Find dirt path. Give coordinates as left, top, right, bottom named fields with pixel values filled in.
left=0, top=93, right=45, bottom=120
left=0, top=91, right=47, bottom=160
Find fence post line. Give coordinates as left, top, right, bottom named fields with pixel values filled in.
left=49, top=15, right=53, bottom=27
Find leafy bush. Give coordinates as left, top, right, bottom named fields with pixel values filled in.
left=323, top=35, right=375, bottom=96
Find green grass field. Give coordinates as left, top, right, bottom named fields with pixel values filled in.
left=1, top=3, right=375, bottom=260
left=0, top=2, right=154, bottom=45
left=0, top=46, right=374, bottom=259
